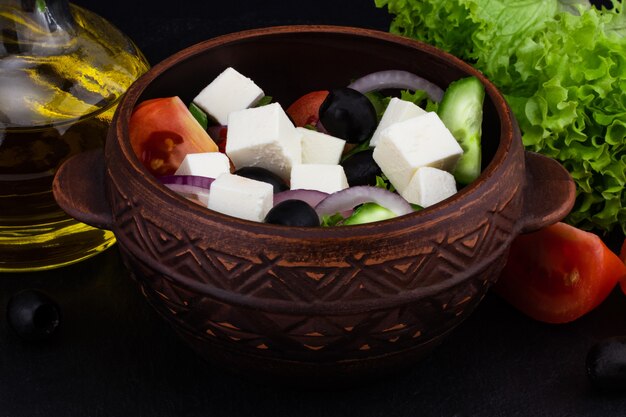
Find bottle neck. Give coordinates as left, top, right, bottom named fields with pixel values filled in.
left=0, top=0, right=76, bottom=56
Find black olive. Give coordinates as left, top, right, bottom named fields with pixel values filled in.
left=341, top=149, right=382, bottom=186
left=6, top=289, right=61, bottom=341
left=234, top=166, right=288, bottom=193
left=319, top=87, right=377, bottom=144
left=264, top=199, right=320, bottom=227
left=586, top=336, right=626, bottom=392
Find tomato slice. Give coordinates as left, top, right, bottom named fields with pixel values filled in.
left=286, top=90, right=329, bottom=127
left=619, top=239, right=626, bottom=294
left=494, top=222, right=626, bottom=324
left=129, top=97, right=218, bottom=176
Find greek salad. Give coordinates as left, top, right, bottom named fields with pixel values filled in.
left=129, top=67, right=485, bottom=226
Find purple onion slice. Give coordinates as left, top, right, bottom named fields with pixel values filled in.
left=159, top=175, right=214, bottom=197
left=314, top=186, right=413, bottom=221
left=348, top=70, right=444, bottom=103
left=273, top=189, right=329, bottom=208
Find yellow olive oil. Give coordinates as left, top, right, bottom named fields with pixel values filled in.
left=0, top=2, right=149, bottom=271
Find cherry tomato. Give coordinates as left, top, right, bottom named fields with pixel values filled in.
left=286, top=90, right=329, bottom=127
left=494, top=222, right=626, bottom=324
left=129, top=96, right=218, bottom=176
left=619, top=240, right=626, bottom=294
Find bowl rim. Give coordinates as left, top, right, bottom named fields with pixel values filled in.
left=111, top=24, right=516, bottom=239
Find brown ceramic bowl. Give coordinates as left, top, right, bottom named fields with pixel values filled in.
left=53, top=26, right=575, bottom=382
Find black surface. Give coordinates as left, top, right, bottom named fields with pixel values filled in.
left=2, top=1, right=626, bottom=416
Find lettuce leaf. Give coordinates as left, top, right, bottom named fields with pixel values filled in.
left=377, top=0, right=626, bottom=234
left=375, top=0, right=559, bottom=87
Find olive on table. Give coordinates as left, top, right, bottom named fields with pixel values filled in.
left=264, top=199, right=320, bottom=227
left=341, top=149, right=382, bottom=186
left=6, top=289, right=61, bottom=341
left=234, top=166, right=289, bottom=193
left=586, top=336, right=626, bottom=392
left=319, top=87, right=377, bottom=144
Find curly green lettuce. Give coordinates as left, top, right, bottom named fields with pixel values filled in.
left=376, top=0, right=626, bottom=233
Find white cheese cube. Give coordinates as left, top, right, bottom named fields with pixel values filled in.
left=174, top=152, right=231, bottom=178
left=290, top=164, right=349, bottom=194
left=226, top=102, right=302, bottom=180
left=370, top=97, right=427, bottom=147
left=193, top=67, right=265, bottom=125
left=372, top=112, right=463, bottom=193
left=297, top=127, right=346, bottom=165
left=207, top=173, right=273, bottom=222
left=401, top=167, right=457, bottom=208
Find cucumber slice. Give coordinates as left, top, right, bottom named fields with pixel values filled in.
left=189, top=102, right=209, bottom=130
left=437, top=76, right=485, bottom=185
left=342, top=202, right=397, bottom=225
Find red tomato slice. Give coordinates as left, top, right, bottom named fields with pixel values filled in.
left=129, top=96, right=218, bottom=176
left=494, top=222, right=626, bottom=324
left=619, top=239, right=626, bottom=295
left=286, top=90, right=329, bottom=127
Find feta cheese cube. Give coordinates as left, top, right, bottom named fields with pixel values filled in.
left=193, top=67, right=265, bottom=125
left=226, top=102, right=302, bottom=180
left=207, top=173, right=273, bottom=222
left=297, top=127, right=346, bottom=165
left=174, top=152, right=231, bottom=178
left=369, top=97, right=426, bottom=147
left=372, top=112, right=463, bottom=193
left=401, top=167, right=457, bottom=208
left=290, top=164, right=349, bottom=194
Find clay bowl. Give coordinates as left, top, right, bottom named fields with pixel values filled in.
left=53, top=26, right=575, bottom=383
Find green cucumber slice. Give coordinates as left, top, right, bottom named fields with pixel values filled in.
left=437, top=76, right=485, bottom=185
left=189, top=102, right=208, bottom=130
left=342, top=202, right=397, bottom=225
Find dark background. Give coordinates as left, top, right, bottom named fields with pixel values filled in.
left=2, top=1, right=626, bottom=416
left=83, top=0, right=394, bottom=64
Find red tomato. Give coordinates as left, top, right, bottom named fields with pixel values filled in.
left=129, top=96, right=218, bottom=176
left=494, top=222, right=626, bottom=324
left=619, top=239, right=626, bottom=295
left=216, top=126, right=228, bottom=153
left=286, top=90, right=329, bottom=127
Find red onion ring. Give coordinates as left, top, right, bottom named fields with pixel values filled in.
left=273, top=189, right=328, bottom=208
left=348, top=70, right=444, bottom=103
left=314, top=186, right=413, bottom=221
left=159, top=175, right=214, bottom=196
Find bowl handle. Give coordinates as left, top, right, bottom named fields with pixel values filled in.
left=52, top=149, right=114, bottom=230
left=516, top=151, right=576, bottom=234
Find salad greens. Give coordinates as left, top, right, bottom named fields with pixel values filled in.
left=376, top=0, right=626, bottom=233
